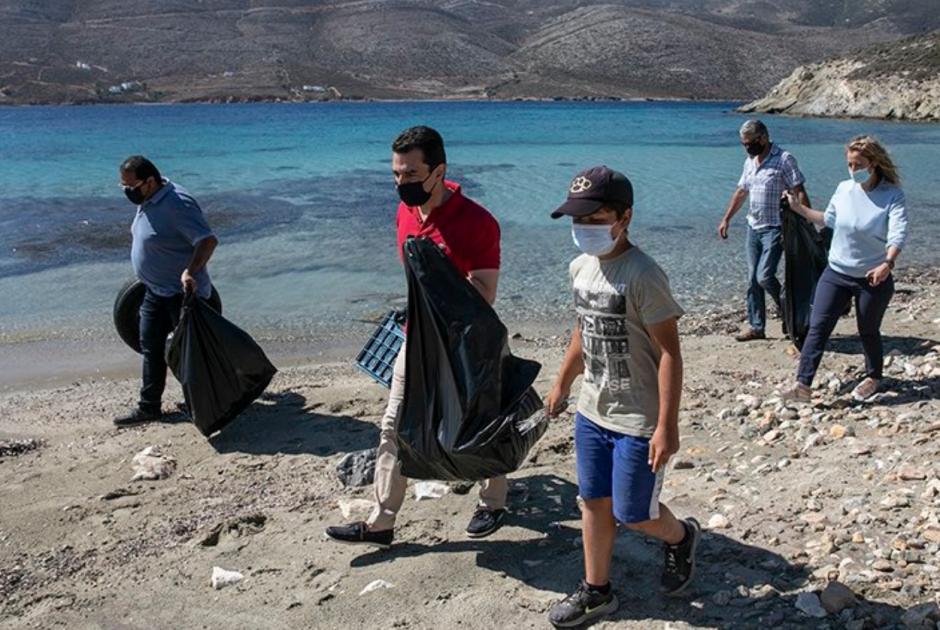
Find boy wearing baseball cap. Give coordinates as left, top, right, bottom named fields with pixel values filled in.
left=545, top=166, right=700, bottom=627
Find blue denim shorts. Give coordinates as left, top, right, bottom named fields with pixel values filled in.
left=575, top=413, right=663, bottom=524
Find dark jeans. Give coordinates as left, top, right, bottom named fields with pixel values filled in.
left=139, top=289, right=183, bottom=413
left=746, top=225, right=783, bottom=332
left=797, top=266, right=894, bottom=387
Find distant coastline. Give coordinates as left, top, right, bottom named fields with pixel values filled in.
left=739, top=31, right=940, bottom=123
left=0, top=94, right=737, bottom=108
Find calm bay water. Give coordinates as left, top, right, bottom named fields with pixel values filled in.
left=1, top=101, right=938, bottom=345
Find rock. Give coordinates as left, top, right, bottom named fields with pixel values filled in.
left=820, top=581, right=857, bottom=614
left=359, top=579, right=394, bottom=595
left=922, top=526, right=940, bottom=544
left=762, top=429, right=782, bottom=444
left=130, top=446, right=176, bottom=481
left=335, top=448, right=377, bottom=487
left=872, top=559, right=894, bottom=572
left=830, top=424, right=853, bottom=439
left=414, top=481, right=449, bottom=500
left=804, top=433, right=825, bottom=450
left=901, top=602, right=940, bottom=628
left=922, top=479, right=940, bottom=499
left=852, top=532, right=866, bottom=544
left=898, top=465, right=928, bottom=481
left=801, top=512, right=827, bottom=526
left=795, top=592, right=827, bottom=618
left=211, top=566, right=244, bottom=590
left=736, top=394, right=761, bottom=410
left=337, top=498, right=375, bottom=520
left=672, top=459, right=695, bottom=470
left=707, top=514, right=730, bottom=529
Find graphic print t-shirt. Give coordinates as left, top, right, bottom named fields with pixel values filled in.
left=571, top=247, right=684, bottom=437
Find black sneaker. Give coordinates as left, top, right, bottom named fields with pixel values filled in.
left=548, top=581, right=618, bottom=628
left=465, top=507, right=507, bottom=539
left=661, top=517, right=701, bottom=595
left=113, top=407, right=162, bottom=427
left=324, top=521, right=393, bottom=549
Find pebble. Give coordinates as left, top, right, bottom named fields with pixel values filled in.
left=820, top=581, right=857, bottom=614
left=795, top=592, right=827, bottom=618
left=872, top=559, right=894, bottom=572
left=830, top=424, right=854, bottom=439
left=707, top=514, right=730, bottom=529
left=359, top=579, right=394, bottom=595
left=897, top=465, right=928, bottom=481
left=211, top=566, right=244, bottom=590
left=900, top=602, right=940, bottom=628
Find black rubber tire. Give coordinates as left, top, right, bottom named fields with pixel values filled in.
left=113, top=278, right=222, bottom=354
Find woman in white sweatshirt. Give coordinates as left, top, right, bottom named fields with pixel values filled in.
left=782, top=135, right=908, bottom=402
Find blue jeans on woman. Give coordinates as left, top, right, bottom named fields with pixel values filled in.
left=138, top=289, right=183, bottom=413
left=797, top=266, right=894, bottom=386
left=746, top=225, right=783, bottom=333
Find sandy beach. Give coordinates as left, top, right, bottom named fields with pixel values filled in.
left=2, top=267, right=939, bottom=629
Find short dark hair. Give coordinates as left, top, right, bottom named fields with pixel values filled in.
left=120, top=155, right=161, bottom=183
left=392, top=126, right=446, bottom=169
left=604, top=201, right=631, bottom=219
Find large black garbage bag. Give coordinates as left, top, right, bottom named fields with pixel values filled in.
left=113, top=278, right=221, bottom=354
left=165, top=295, right=277, bottom=436
left=782, top=207, right=829, bottom=349
left=396, top=238, right=547, bottom=481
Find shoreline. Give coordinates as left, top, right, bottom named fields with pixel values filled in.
left=2, top=263, right=937, bottom=393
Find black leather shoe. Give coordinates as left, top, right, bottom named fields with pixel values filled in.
left=466, top=507, right=507, bottom=538
left=113, top=407, right=162, bottom=427
left=325, top=522, right=393, bottom=549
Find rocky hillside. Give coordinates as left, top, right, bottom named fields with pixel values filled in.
left=740, top=30, right=940, bottom=121
left=0, top=0, right=937, bottom=105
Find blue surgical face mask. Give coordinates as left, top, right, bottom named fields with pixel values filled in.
left=571, top=223, right=618, bottom=257
left=850, top=167, right=870, bottom=185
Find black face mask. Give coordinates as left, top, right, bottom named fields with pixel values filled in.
left=396, top=169, right=439, bottom=207
left=124, top=183, right=146, bottom=205
left=744, top=140, right=765, bottom=157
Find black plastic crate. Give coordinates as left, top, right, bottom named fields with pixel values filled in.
left=355, top=310, right=406, bottom=388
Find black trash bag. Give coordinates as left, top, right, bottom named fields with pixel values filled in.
left=165, top=294, right=277, bottom=436
left=396, top=237, right=547, bottom=481
left=782, top=205, right=829, bottom=349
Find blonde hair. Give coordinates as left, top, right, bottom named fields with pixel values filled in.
left=846, top=135, right=901, bottom=185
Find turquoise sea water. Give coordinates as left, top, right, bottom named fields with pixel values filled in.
left=1, top=101, right=938, bottom=344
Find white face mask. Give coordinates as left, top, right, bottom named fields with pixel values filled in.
left=850, top=167, right=871, bottom=185
left=571, top=223, right=619, bottom=257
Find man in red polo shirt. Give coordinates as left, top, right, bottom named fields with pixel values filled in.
left=326, top=126, right=507, bottom=548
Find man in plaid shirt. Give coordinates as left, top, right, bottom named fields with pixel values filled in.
left=718, top=119, right=810, bottom=341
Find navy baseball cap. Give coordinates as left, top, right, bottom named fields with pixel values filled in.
left=551, top=166, right=634, bottom=219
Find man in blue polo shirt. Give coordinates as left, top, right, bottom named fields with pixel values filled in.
left=114, top=155, right=218, bottom=427
left=717, top=120, right=810, bottom=341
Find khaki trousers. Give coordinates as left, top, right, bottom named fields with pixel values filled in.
left=367, top=343, right=508, bottom=531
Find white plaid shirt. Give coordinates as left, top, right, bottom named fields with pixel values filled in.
left=737, top=143, right=805, bottom=229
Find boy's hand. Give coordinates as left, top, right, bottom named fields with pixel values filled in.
left=546, top=384, right=571, bottom=417
left=648, top=424, right=679, bottom=473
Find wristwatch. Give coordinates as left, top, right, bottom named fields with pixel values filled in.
left=886, top=259, right=896, bottom=269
